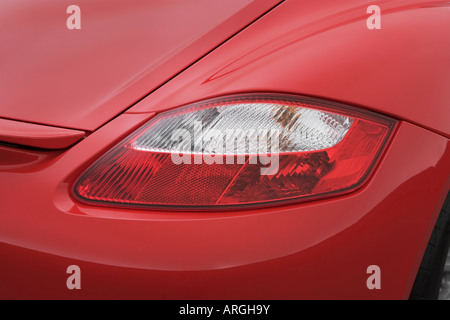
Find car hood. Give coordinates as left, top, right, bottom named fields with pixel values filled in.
left=0, top=0, right=280, bottom=131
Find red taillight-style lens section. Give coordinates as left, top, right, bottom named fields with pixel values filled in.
left=74, top=94, right=396, bottom=210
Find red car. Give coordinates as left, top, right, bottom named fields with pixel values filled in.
left=0, top=0, right=449, bottom=300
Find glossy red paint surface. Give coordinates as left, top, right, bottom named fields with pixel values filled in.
left=128, top=0, right=450, bottom=137
left=0, top=0, right=281, bottom=131
left=0, top=0, right=449, bottom=300
left=0, top=118, right=85, bottom=149
left=0, top=116, right=449, bottom=299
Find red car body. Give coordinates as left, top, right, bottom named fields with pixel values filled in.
left=0, top=0, right=449, bottom=299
